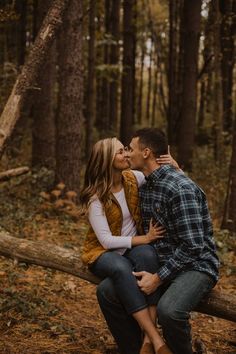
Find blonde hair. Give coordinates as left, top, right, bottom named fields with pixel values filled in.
left=80, top=137, right=118, bottom=213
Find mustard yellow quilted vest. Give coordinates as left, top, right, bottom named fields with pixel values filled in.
left=81, top=170, right=143, bottom=265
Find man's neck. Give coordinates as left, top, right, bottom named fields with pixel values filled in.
left=142, top=161, right=161, bottom=177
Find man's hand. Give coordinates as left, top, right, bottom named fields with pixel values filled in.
left=132, top=271, right=163, bottom=295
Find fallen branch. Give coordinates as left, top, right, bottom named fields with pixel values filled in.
left=0, top=166, right=30, bottom=181
left=0, top=0, right=70, bottom=157
left=0, top=228, right=235, bottom=323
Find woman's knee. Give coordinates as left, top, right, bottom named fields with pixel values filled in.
left=129, top=245, right=158, bottom=272
left=97, top=278, right=119, bottom=305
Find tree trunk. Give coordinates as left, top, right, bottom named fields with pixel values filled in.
left=220, top=0, right=235, bottom=132
left=85, top=0, right=96, bottom=156
left=109, top=0, right=121, bottom=134
left=177, top=0, right=202, bottom=170
left=0, top=0, right=70, bottom=157
left=137, top=41, right=146, bottom=125
left=100, top=0, right=111, bottom=133
left=15, top=0, right=27, bottom=67
left=221, top=117, right=236, bottom=231
left=146, top=37, right=153, bottom=124
left=120, top=0, right=136, bottom=145
left=168, top=0, right=178, bottom=144
left=0, top=229, right=235, bottom=323
left=56, top=0, right=83, bottom=194
left=168, top=0, right=183, bottom=145
left=212, top=0, right=224, bottom=163
left=151, top=56, right=158, bottom=127
left=32, top=0, right=56, bottom=169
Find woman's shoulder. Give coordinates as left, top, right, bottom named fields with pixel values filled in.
left=122, top=169, right=145, bottom=187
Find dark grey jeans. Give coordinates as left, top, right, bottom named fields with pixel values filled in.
left=91, top=245, right=160, bottom=314
left=97, top=269, right=216, bottom=354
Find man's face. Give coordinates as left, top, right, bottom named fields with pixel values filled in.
left=127, top=137, right=146, bottom=171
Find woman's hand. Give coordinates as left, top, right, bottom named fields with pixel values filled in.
left=156, top=146, right=180, bottom=170
left=146, top=219, right=165, bottom=243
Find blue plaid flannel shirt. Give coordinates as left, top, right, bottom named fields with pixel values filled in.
left=139, top=165, right=219, bottom=283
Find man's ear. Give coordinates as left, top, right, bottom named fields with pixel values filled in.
left=143, top=148, right=151, bottom=159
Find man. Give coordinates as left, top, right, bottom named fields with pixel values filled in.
left=97, top=128, right=219, bottom=354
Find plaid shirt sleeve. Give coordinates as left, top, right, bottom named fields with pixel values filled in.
left=157, top=188, right=206, bottom=281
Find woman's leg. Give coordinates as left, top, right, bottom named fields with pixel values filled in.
left=125, top=246, right=172, bottom=353
left=92, top=251, right=171, bottom=353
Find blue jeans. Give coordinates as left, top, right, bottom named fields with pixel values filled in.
left=97, top=269, right=216, bottom=354
left=91, top=245, right=160, bottom=314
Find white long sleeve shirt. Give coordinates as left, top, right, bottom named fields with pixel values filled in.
left=88, top=170, right=145, bottom=255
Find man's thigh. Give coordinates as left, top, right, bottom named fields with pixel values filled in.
left=158, top=271, right=216, bottom=314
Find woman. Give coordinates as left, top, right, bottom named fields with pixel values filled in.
left=80, top=137, right=176, bottom=354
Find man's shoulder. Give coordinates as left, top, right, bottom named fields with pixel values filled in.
left=161, top=168, right=201, bottom=196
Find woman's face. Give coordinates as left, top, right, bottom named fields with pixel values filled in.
left=112, top=140, right=130, bottom=171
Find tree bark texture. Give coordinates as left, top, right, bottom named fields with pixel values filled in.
left=0, top=229, right=235, bottom=323
left=168, top=0, right=183, bottom=145
left=212, top=0, right=224, bottom=163
left=0, top=0, right=69, bottom=157
left=146, top=37, right=153, bottom=124
left=109, top=0, right=121, bottom=133
left=177, top=0, right=202, bottom=170
left=220, top=0, right=235, bottom=131
left=56, top=0, right=83, bottom=194
left=85, top=0, right=96, bottom=155
left=32, top=0, right=56, bottom=169
left=120, top=0, right=136, bottom=145
left=222, top=116, right=236, bottom=231
left=99, top=0, right=111, bottom=133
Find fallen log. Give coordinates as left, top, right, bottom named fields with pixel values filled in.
left=0, top=166, right=29, bottom=181
left=0, top=228, right=235, bottom=323
left=0, top=0, right=70, bottom=156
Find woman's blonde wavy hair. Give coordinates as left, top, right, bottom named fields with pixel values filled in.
left=80, top=137, right=119, bottom=213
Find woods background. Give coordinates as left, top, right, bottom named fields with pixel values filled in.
left=0, top=1, right=235, bottom=353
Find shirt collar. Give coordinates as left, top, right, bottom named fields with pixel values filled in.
left=145, top=164, right=173, bottom=183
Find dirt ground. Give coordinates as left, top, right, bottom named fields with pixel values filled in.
left=0, top=172, right=235, bottom=354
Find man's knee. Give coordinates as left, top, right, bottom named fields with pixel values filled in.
left=157, top=301, right=189, bottom=326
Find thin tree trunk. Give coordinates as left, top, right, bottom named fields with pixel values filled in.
left=212, top=0, right=224, bottom=163
left=109, top=0, right=121, bottom=133
left=146, top=37, right=153, bottom=124
left=85, top=0, right=96, bottom=155
left=220, top=0, right=235, bottom=132
left=15, top=0, right=27, bottom=67
left=198, top=81, right=206, bottom=129
left=221, top=116, right=236, bottom=231
left=0, top=0, right=69, bottom=157
left=151, top=56, right=158, bottom=127
left=137, top=41, right=146, bottom=125
left=100, top=0, right=111, bottom=133
left=120, top=0, right=136, bottom=145
left=168, top=0, right=179, bottom=144
left=177, top=0, right=202, bottom=170
left=32, top=0, right=56, bottom=169
left=56, top=0, right=83, bottom=194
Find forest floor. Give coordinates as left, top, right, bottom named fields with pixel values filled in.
left=0, top=169, right=235, bottom=354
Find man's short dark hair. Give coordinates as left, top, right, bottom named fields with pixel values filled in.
left=133, top=128, right=168, bottom=157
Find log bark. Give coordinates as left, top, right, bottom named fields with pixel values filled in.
left=0, top=0, right=69, bottom=157
left=0, top=228, right=235, bottom=323
left=0, top=166, right=29, bottom=181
